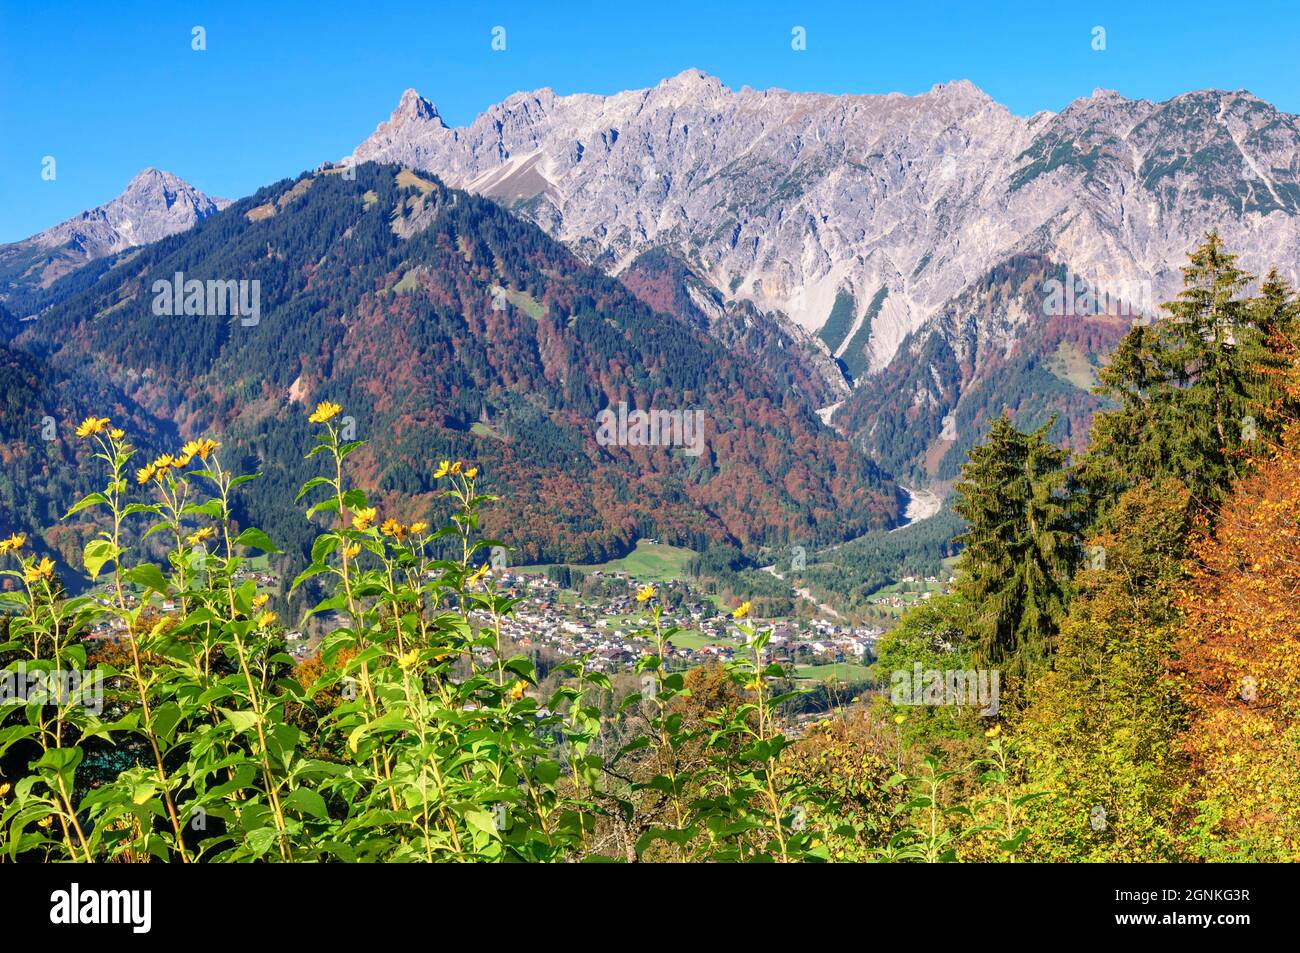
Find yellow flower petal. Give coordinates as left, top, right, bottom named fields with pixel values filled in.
left=185, top=527, right=216, bottom=546
left=23, top=557, right=55, bottom=584
left=75, top=417, right=111, bottom=439
left=308, top=401, right=342, bottom=424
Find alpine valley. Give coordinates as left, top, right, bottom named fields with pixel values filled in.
left=4, top=71, right=1300, bottom=598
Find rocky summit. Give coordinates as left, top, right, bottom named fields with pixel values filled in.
left=0, top=168, right=229, bottom=306
left=354, top=70, right=1300, bottom=377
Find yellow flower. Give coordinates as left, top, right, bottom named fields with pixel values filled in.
left=152, top=453, right=176, bottom=472
left=467, top=563, right=489, bottom=586
left=0, top=533, right=25, bottom=555
left=180, top=437, right=220, bottom=463
left=75, top=416, right=111, bottom=439
left=894, top=714, right=906, bottom=725
left=252, top=594, right=270, bottom=609
left=732, top=601, right=751, bottom=620
left=636, top=585, right=656, bottom=603
left=450, top=461, right=463, bottom=475
left=507, top=680, right=527, bottom=701
left=380, top=518, right=410, bottom=540
left=109, top=428, right=125, bottom=441
left=37, top=815, right=53, bottom=829
left=186, top=527, right=216, bottom=546
left=308, top=401, right=342, bottom=424
left=985, top=724, right=1002, bottom=738
left=409, top=521, right=428, bottom=534
left=464, top=466, right=479, bottom=479
left=23, top=557, right=55, bottom=585
left=434, top=460, right=450, bottom=479
left=344, top=543, right=361, bottom=559
left=0, top=782, right=10, bottom=797
left=352, top=507, right=377, bottom=531
left=135, top=464, right=156, bottom=484
left=256, top=610, right=277, bottom=628
left=398, top=649, right=419, bottom=669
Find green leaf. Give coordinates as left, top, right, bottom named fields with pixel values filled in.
left=311, top=535, right=339, bottom=564
left=221, top=709, right=259, bottom=735
left=182, top=499, right=225, bottom=519
left=290, top=563, right=332, bottom=594
left=295, top=476, right=333, bottom=503
left=82, top=539, right=118, bottom=579
left=234, top=528, right=279, bottom=553
left=35, top=746, right=83, bottom=791
left=65, top=492, right=108, bottom=518
left=283, top=788, right=328, bottom=820
left=124, top=563, right=169, bottom=597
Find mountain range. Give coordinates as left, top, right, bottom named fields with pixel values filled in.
left=353, top=71, right=1300, bottom=476
left=355, top=71, right=1300, bottom=361
left=3, top=163, right=898, bottom=582
left=4, top=71, right=1300, bottom=584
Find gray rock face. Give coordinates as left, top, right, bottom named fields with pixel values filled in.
left=354, top=70, right=1300, bottom=375
left=1, top=169, right=230, bottom=301
left=30, top=167, right=230, bottom=258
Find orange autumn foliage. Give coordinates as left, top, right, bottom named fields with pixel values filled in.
left=1174, top=422, right=1300, bottom=858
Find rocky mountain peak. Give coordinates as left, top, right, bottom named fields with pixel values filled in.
left=926, top=78, right=991, bottom=103
left=657, top=68, right=726, bottom=94
left=393, top=87, right=443, bottom=125
left=0, top=169, right=229, bottom=306
left=352, top=74, right=1300, bottom=379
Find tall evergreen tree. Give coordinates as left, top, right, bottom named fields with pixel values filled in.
left=953, top=414, right=1079, bottom=677
left=1245, top=269, right=1300, bottom=446
left=1083, top=233, right=1269, bottom=508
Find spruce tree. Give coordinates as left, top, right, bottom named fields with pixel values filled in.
left=1245, top=269, right=1300, bottom=446
left=1083, top=233, right=1269, bottom=508
left=953, top=414, right=1079, bottom=677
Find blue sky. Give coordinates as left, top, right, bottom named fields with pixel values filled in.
left=3, top=0, right=1298, bottom=242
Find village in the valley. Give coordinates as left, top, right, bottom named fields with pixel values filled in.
left=81, top=542, right=952, bottom=697
left=467, top=567, right=887, bottom=677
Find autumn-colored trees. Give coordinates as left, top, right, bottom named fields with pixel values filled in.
left=928, top=234, right=1300, bottom=860
left=1173, top=423, right=1300, bottom=859
left=1016, top=479, right=1193, bottom=860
